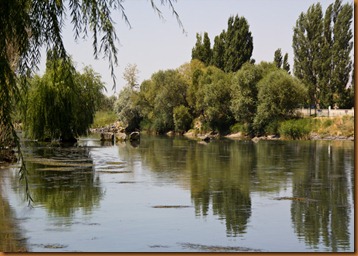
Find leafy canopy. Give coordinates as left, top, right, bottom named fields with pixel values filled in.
left=24, top=50, right=106, bottom=141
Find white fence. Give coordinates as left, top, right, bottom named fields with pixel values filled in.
left=296, top=108, right=354, bottom=117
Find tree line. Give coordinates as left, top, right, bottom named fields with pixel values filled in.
left=2, top=0, right=354, bottom=144
left=115, top=0, right=353, bottom=136
left=115, top=60, right=306, bottom=136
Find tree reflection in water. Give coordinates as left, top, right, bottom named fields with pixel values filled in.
left=13, top=136, right=351, bottom=251
left=0, top=169, right=28, bottom=252
left=119, top=136, right=353, bottom=250
left=290, top=141, right=354, bottom=251
left=12, top=141, right=104, bottom=220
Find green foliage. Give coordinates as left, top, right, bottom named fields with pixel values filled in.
left=273, top=48, right=283, bottom=68
left=265, top=120, right=280, bottom=135
left=279, top=119, right=312, bottom=140
left=92, top=111, right=118, bottom=128
left=138, top=69, right=189, bottom=133
left=123, top=63, right=140, bottom=89
left=177, top=60, right=206, bottom=115
left=224, top=15, right=253, bottom=72
left=191, top=32, right=212, bottom=66
left=229, top=123, right=250, bottom=135
left=115, top=86, right=142, bottom=132
left=293, top=0, right=353, bottom=109
left=0, top=0, right=182, bottom=203
left=282, top=53, right=290, bottom=73
left=116, top=60, right=311, bottom=137
left=254, top=70, right=307, bottom=135
left=193, top=15, right=253, bottom=73
left=197, top=66, right=234, bottom=133
left=24, top=51, right=105, bottom=141
left=173, top=105, right=193, bottom=133
left=211, top=31, right=226, bottom=70
left=274, top=49, right=290, bottom=74
left=230, top=62, right=262, bottom=129
left=97, top=95, right=117, bottom=112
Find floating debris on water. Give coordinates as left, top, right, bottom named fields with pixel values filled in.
left=106, top=161, right=126, bottom=165
left=179, top=243, right=263, bottom=252
left=31, top=243, right=68, bottom=249
left=273, top=197, right=318, bottom=202
left=25, top=157, right=94, bottom=167
left=152, top=205, right=192, bottom=209
left=96, top=170, right=132, bottom=174
left=148, top=245, right=170, bottom=248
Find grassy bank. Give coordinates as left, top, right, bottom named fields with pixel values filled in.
left=279, top=116, right=354, bottom=140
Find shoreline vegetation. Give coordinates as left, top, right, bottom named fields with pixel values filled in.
left=2, top=114, right=353, bottom=164
left=91, top=115, right=354, bottom=143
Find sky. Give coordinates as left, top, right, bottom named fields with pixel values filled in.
left=41, top=0, right=354, bottom=96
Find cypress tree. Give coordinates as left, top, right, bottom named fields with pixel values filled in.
left=283, top=53, right=290, bottom=73
left=274, top=48, right=283, bottom=68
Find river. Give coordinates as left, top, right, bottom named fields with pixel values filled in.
left=0, top=134, right=354, bottom=252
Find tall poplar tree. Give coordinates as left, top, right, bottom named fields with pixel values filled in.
left=330, top=1, right=353, bottom=108
left=293, top=3, right=324, bottom=111
left=274, top=48, right=283, bottom=68
left=224, top=15, right=253, bottom=72
left=293, top=0, right=353, bottom=109
left=283, top=53, right=290, bottom=73
left=211, top=31, right=226, bottom=70
left=191, top=32, right=212, bottom=66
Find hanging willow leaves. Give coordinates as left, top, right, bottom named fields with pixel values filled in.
left=25, top=50, right=106, bottom=142
left=0, top=0, right=183, bottom=205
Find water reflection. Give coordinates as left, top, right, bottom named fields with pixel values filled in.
left=4, top=136, right=353, bottom=252
left=121, top=136, right=353, bottom=249
left=290, top=141, right=354, bottom=251
left=0, top=169, right=28, bottom=252
left=13, top=141, right=104, bottom=219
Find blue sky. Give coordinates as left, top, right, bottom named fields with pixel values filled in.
left=46, top=0, right=354, bottom=95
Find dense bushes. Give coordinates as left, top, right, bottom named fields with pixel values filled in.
left=279, top=119, right=313, bottom=140
left=253, top=70, right=307, bottom=135
left=115, top=60, right=308, bottom=136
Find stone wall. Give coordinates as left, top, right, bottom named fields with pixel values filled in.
left=296, top=108, right=354, bottom=117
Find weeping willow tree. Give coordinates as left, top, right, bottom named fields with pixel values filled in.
left=24, top=50, right=105, bottom=142
left=0, top=0, right=182, bottom=204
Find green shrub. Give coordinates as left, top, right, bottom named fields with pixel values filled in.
left=279, top=119, right=312, bottom=140
left=92, top=111, right=118, bottom=128
left=173, top=105, right=193, bottom=132
left=230, top=123, right=250, bottom=135
left=265, top=120, right=280, bottom=135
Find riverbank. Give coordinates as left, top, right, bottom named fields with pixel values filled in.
left=183, top=116, right=354, bottom=142
left=90, top=116, right=354, bottom=142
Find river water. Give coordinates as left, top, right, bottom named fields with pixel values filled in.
left=0, top=135, right=354, bottom=252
